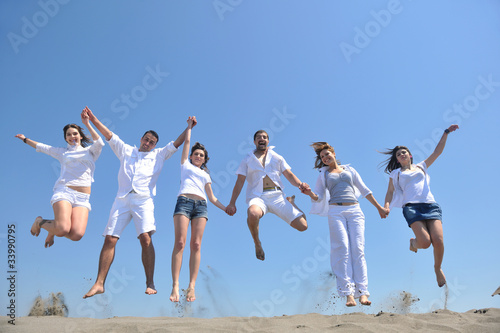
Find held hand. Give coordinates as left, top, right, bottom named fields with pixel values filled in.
left=81, top=108, right=90, bottom=126
left=225, top=204, right=236, bottom=216
left=447, top=124, right=459, bottom=133
left=379, top=207, right=390, bottom=219
left=84, top=106, right=96, bottom=122
left=299, top=182, right=310, bottom=193
left=187, top=116, right=197, bottom=128
left=15, top=134, right=26, bottom=141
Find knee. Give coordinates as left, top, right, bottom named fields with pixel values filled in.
left=432, top=236, right=444, bottom=249
left=174, top=239, right=186, bottom=252
left=420, top=239, right=432, bottom=249
left=292, top=217, right=308, bottom=232
left=140, top=236, right=152, bottom=248
left=296, top=223, right=308, bottom=232
left=68, top=232, right=84, bottom=241
left=190, top=240, right=202, bottom=252
left=54, top=219, right=71, bottom=237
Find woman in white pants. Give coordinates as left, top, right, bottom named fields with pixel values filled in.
left=302, top=142, right=387, bottom=307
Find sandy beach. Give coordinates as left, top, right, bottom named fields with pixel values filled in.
left=2, top=308, right=499, bottom=332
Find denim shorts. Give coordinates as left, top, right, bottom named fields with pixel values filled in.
left=173, top=196, right=208, bottom=220
left=402, top=202, right=442, bottom=227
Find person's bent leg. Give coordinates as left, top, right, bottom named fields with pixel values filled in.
left=187, top=217, right=207, bottom=302
left=428, top=219, right=446, bottom=287
left=32, top=200, right=73, bottom=247
left=287, top=195, right=308, bottom=231
left=247, top=205, right=265, bottom=261
left=84, top=235, right=119, bottom=298
left=170, top=214, right=189, bottom=302
left=409, top=221, right=432, bottom=253
left=66, top=206, right=89, bottom=241
left=140, top=231, right=157, bottom=295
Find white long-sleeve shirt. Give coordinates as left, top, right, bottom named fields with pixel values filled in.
left=236, top=147, right=291, bottom=204
left=36, top=138, right=104, bottom=189
left=108, top=133, right=177, bottom=198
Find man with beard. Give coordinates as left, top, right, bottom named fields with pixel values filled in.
left=226, top=130, right=308, bottom=260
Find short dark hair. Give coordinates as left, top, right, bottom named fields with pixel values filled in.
left=142, top=130, right=159, bottom=144
left=253, top=130, right=268, bottom=141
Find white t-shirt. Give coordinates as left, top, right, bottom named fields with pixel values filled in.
left=36, top=138, right=104, bottom=189
left=236, top=148, right=290, bottom=204
left=390, top=161, right=436, bottom=206
left=177, top=161, right=211, bottom=200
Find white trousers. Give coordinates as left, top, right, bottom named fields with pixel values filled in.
left=328, top=204, right=369, bottom=298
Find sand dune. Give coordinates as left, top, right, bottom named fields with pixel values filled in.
left=3, top=308, right=499, bottom=333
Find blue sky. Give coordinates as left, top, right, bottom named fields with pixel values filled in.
left=1, top=0, right=499, bottom=319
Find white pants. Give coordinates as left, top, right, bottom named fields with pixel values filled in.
left=328, top=204, right=369, bottom=298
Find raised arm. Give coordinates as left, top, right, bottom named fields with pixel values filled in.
left=226, top=174, right=246, bottom=215
left=81, top=107, right=101, bottom=141
left=173, top=116, right=197, bottom=149
left=424, top=124, right=459, bottom=168
left=84, top=107, right=113, bottom=141
left=205, top=183, right=227, bottom=212
left=180, top=117, right=195, bottom=164
left=15, top=134, right=38, bottom=149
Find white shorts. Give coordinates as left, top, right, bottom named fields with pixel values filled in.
left=50, top=186, right=91, bottom=211
left=103, top=193, right=156, bottom=238
left=248, top=190, right=303, bottom=225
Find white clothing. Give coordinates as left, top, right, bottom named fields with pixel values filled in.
left=328, top=204, right=369, bottom=297
left=310, top=165, right=371, bottom=217
left=248, top=190, right=303, bottom=225
left=236, top=148, right=291, bottom=204
left=36, top=138, right=104, bottom=189
left=103, top=193, right=156, bottom=238
left=177, top=161, right=211, bottom=200
left=389, top=161, right=435, bottom=208
left=50, top=186, right=91, bottom=211
left=108, top=133, right=177, bottom=198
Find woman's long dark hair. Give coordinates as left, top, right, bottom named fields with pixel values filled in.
left=63, top=124, right=91, bottom=147
left=190, top=142, right=210, bottom=173
left=380, top=145, right=413, bottom=174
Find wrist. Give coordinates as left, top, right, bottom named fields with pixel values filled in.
left=444, top=129, right=450, bottom=134
left=23, top=137, right=28, bottom=143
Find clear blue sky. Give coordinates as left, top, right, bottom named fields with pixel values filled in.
left=1, top=0, right=499, bottom=319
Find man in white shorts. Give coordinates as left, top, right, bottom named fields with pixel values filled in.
left=226, top=130, right=308, bottom=260
left=83, top=109, right=196, bottom=298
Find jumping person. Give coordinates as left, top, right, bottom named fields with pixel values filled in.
left=83, top=108, right=195, bottom=298
left=381, top=124, right=459, bottom=288
left=226, top=130, right=308, bottom=261
left=16, top=107, right=104, bottom=248
left=301, top=142, right=387, bottom=307
left=169, top=117, right=228, bottom=302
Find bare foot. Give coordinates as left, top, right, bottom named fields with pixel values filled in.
left=435, top=267, right=446, bottom=287
left=409, top=238, right=418, bottom=253
left=83, top=284, right=104, bottom=299
left=186, top=288, right=196, bottom=302
left=145, top=284, right=157, bottom=295
left=286, top=195, right=296, bottom=204
left=31, top=216, right=43, bottom=236
left=169, top=287, right=180, bottom=302
left=359, top=295, right=371, bottom=306
left=346, top=295, right=356, bottom=307
left=255, top=242, right=265, bottom=261
left=45, top=233, right=55, bottom=248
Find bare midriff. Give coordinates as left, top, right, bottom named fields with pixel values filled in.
left=263, top=175, right=278, bottom=188
left=67, top=185, right=91, bottom=194
left=180, top=193, right=205, bottom=201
